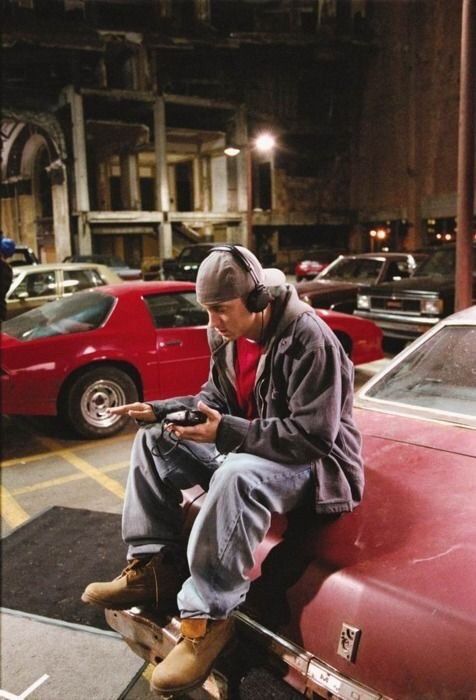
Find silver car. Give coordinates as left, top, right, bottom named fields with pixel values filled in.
left=5, top=263, right=122, bottom=319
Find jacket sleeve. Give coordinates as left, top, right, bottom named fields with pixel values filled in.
left=216, top=342, right=352, bottom=465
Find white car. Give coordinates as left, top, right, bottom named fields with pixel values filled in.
left=5, top=263, right=122, bottom=320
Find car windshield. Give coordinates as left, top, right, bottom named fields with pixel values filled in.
left=2, top=291, right=114, bottom=341
left=416, top=248, right=458, bottom=276
left=318, top=257, right=382, bottom=282
left=179, top=246, right=212, bottom=263
left=364, top=325, right=476, bottom=421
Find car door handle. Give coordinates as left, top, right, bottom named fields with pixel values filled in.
left=159, top=339, right=183, bottom=347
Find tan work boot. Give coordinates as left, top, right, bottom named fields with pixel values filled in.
left=81, top=552, right=185, bottom=610
left=150, top=617, right=234, bottom=696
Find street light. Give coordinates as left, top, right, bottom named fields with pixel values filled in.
left=224, top=131, right=276, bottom=250
left=254, top=132, right=276, bottom=153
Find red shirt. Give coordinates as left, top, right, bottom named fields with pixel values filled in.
left=234, top=336, right=262, bottom=419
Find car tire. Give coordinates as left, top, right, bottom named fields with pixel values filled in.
left=65, top=366, right=138, bottom=439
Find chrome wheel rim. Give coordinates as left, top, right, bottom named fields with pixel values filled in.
left=80, top=378, right=127, bottom=428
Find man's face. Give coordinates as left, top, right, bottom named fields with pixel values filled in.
left=202, top=297, right=254, bottom=341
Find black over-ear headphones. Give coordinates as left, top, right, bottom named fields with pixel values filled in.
left=210, top=245, right=271, bottom=312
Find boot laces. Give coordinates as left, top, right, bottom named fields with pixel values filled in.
left=120, top=558, right=147, bottom=581
left=120, top=556, right=161, bottom=606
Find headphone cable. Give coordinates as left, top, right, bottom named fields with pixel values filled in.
left=151, top=421, right=223, bottom=464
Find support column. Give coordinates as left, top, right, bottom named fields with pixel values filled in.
left=202, top=156, right=212, bottom=213
left=48, top=161, right=72, bottom=261
left=455, top=0, right=475, bottom=311
left=66, top=86, right=91, bottom=254
left=120, top=151, right=141, bottom=210
left=154, top=95, right=172, bottom=259
left=97, top=160, right=112, bottom=210
left=193, top=155, right=202, bottom=211
left=234, top=106, right=249, bottom=246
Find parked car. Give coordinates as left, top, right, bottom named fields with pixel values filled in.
left=161, top=243, right=227, bottom=281
left=0, top=281, right=382, bottom=439
left=9, top=244, right=40, bottom=267
left=297, top=252, right=425, bottom=314
left=355, top=244, right=476, bottom=340
left=4, top=263, right=122, bottom=319
left=108, top=305, right=476, bottom=699
left=63, top=254, right=142, bottom=280
left=294, top=248, right=344, bottom=281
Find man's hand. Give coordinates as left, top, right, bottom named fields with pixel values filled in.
left=108, top=402, right=156, bottom=422
left=166, top=401, right=222, bottom=443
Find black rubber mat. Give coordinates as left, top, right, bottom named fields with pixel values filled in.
left=1, top=506, right=127, bottom=630
left=238, top=667, right=303, bottom=699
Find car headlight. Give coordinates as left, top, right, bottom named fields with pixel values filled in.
left=357, top=295, right=370, bottom=309
left=421, top=298, right=443, bottom=315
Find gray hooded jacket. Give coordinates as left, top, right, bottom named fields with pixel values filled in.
left=150, top=285, right=364, bottom=514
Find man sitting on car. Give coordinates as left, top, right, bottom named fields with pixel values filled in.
left=81, top=245, right=364, bottom=696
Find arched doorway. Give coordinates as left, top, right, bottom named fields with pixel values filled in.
left=1, top=118, right=71, bottom=261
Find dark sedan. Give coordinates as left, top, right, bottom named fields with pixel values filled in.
left=161, top=243, right=227, bottom=281
left=297, top=252, right=425, bottom=314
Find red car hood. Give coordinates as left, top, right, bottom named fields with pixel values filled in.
left=247, top=409, right=476, bottom=698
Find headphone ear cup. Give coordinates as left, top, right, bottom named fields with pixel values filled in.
left=246, top=285, right=270, bottom=312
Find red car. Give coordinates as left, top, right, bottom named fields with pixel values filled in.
left=109, top=305, right=476, bottom=699
left=295, top=249, right=343, bottom=281
left=0, top=282, right=382, bottom=439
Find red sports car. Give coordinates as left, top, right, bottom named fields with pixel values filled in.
left=0, top=281, right=382, bottom=439
left=108, top=305, right=476, bottom=699
left=295, top=249, right=344, bottom=281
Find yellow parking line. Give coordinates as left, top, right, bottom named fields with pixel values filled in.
left=142, top=664, right=154, bottom=682
left=0, top=484, right=30, bottom=528
left=11, top=461, right=129, bottom=496
left=59, top=451, right=125, bottom=500
left=1, top=432, right=133, bottom=469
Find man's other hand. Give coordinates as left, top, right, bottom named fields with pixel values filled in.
left=166, top=401, right=222, bottom=443
left=108, top=402, right=156, bottom=422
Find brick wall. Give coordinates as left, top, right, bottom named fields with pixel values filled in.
left=351, top=0, right=461, bottom=240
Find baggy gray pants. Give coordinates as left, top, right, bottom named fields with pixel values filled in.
left=122, top=425, right=313, bottom=619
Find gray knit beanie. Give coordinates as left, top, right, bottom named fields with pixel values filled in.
left=196, top=245, right=285, bottom=305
